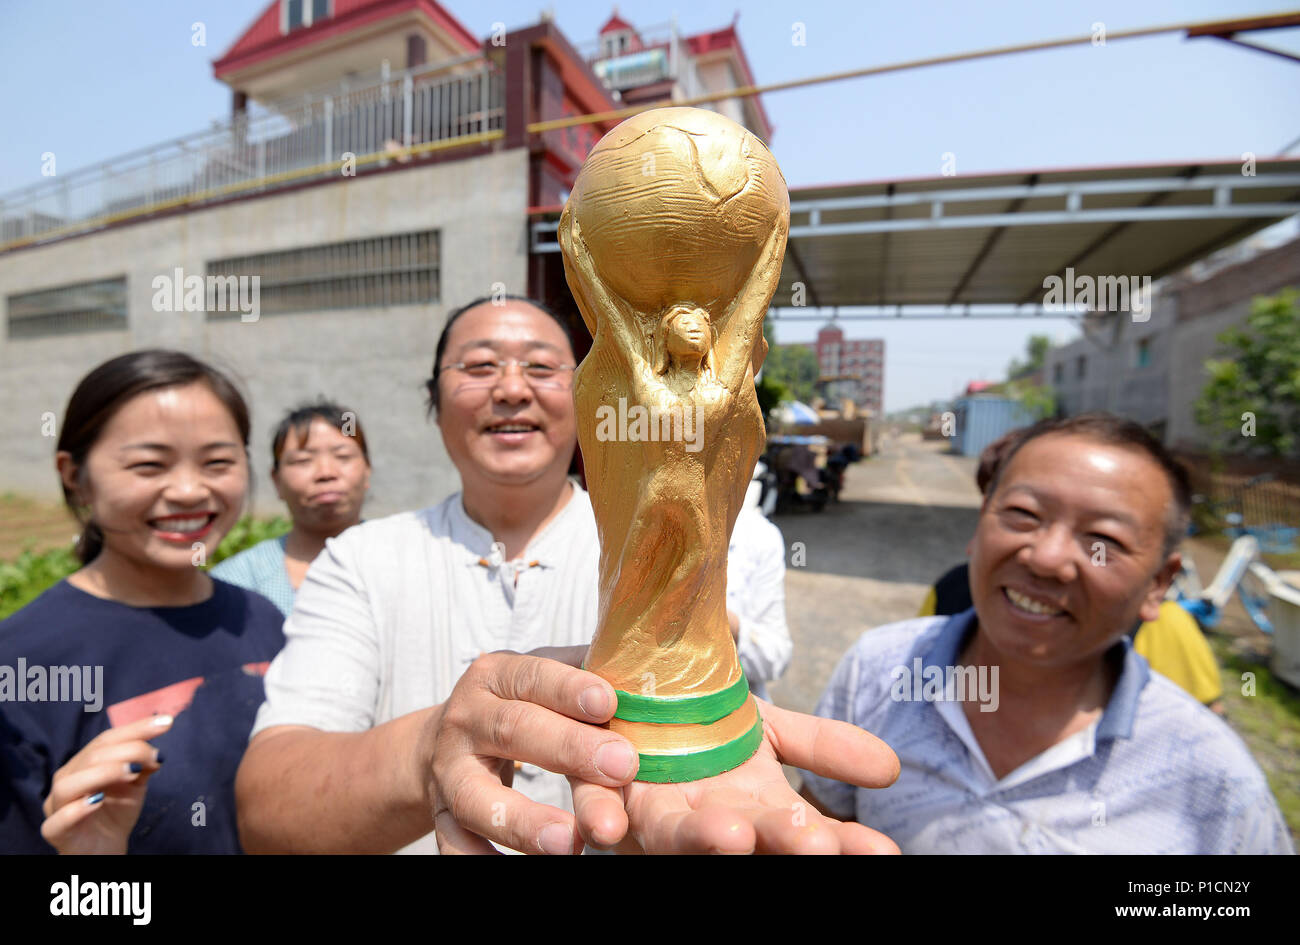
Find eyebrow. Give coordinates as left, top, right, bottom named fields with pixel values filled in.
left=120, top=441, right=241, bottom=452
left=998, top=484, right=1141, bottom=530
left=453, top=339, right=563, bottom=355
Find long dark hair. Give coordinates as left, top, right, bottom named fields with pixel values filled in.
left=56, top=350, right=252, bottom=564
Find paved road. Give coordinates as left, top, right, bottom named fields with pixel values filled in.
left=766, top=433, right=982, bottom=714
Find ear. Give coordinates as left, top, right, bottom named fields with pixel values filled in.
left=1139, top=551, right=1181, bottom=624
left=55, top=451, right=83, bottom=504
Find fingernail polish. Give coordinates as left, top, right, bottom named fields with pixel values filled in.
left=86, top=793, right=104, bottom=805
left=152, top=715, right=173, bottom=727
left=538, top=822, right=573, bottom=855
left=128, top=762, right=142, bottom=774
left=594, top=741, right=638, bottom=781
left=154, top=751, right=165, bottom=764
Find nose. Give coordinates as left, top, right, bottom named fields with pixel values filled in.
left=162, top=461, right=210, bottom=506
left=313, top=453, right=340, bottom=481
left=492, top=362, right=534, bottom=404
left=1018, top=522, right=1078, bottom=584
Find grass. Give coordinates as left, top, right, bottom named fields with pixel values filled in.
left=1206, top=630, right=1300, bottom=844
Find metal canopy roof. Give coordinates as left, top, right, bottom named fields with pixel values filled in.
left=531, top=158, right=1300, bottom=314
left=775, top=158, right=1300, bottom=311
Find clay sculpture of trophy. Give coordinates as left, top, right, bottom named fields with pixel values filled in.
left=558, top=106, right=790, bottom=782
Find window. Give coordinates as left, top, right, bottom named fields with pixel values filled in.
left=1053, top=362, right=1064, bottom=384
left=7, top=277, right=127, bottom=339
left=282, top=0, right=329, bottom=33
left=1135, top=337, right=1151, bottom=368
left=206, top=231, right=439, bottom=319
left=1076, top=356, right=1086, bottom=380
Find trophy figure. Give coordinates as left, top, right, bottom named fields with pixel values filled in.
left=559, top=107, right=790, bottom=782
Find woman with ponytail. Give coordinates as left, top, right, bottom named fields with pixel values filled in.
left=0, top=350, right=285, bottom=853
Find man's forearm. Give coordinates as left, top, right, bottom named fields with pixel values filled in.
left=236, top=705, right=442, bottom=853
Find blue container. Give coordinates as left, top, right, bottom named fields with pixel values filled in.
left=952, top=397, right=1037, bottom=458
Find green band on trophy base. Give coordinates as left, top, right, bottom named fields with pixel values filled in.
left=612, top=673, right=750, bottom=724
left=633, top=716, right=764, bottom=783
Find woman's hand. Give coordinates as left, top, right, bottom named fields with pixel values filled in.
left=40, top=714, right=172, bottom=854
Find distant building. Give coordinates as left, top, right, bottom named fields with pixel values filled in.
left=775, top=323, right=884, bottom=415
left=1044, top=235, right=1300, bottom=450
left=584, top=11, right=773, bottom=142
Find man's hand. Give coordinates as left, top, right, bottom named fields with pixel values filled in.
left=429, top=646, right=639, bottom=854
left=573, top=700, right=900, bottom=854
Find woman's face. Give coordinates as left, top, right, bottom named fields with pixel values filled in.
left=272, top=418, right=370, bottom=534
left=665, top=307, right=711, bottom=362
left=61, top=382, right=248, bottom=572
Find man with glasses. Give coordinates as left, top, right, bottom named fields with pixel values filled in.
left=235, top=295, right=899, bottom=854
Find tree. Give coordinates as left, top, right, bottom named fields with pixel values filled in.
left=1194, top=289, right=1300, bottom=457
left=1006, top=334, right=1052, bottom=379
left=759, top=317, right=820, bottom=403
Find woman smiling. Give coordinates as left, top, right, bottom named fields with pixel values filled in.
left=0, top=349, right=286, bottom=854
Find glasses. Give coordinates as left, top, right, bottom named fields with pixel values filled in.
left=440, top=358, right=576, bottom=390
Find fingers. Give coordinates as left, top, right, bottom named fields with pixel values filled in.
left=527, top=645, right=590, bottom=670
left=438, top=766, right=581, bottom=855
left=476, top=651, right=617, bottom=724
left=760, top=701, right=900, bottom=789
left=568, top=779, right=627, bottom=850
left=79, top=714, right=174, bottom=749
left=433, top=808, right=500, bottom=856
left=46, top=758, right=155, bottom=813
left=472, top=697, right=639, bottom=786
left=40, top=790, right=113, bottom=844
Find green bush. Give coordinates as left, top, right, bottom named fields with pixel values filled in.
left=0, top=546, right=80, bottom=620
left=0, top=516, right=292, bottom=621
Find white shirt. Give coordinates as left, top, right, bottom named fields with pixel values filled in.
left=251, top=480, right=600, bottom=854
left=726, top=508, right=793, bottom=700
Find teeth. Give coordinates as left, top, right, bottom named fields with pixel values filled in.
left=491, top=425, right=535, bottom=432
left=1006, top=588, right=1061, bottom=616
left=153, top=517, right=209, bottom=533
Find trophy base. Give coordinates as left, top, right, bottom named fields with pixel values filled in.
left=606, top=689, right=763, bottom=783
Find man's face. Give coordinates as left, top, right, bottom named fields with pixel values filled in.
left=968, top=433, right=1180, bottom=667
left=435, top=301, right=576, bottom=488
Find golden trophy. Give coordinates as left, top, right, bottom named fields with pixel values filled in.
left=559, top=106, right=789, bottom=781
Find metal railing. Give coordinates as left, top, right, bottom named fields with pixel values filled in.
left=0, top=60, right=504, bottom=254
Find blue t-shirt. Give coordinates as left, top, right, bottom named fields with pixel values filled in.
left=0, top=578, right=285, bottom=854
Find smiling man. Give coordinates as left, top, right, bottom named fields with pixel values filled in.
left=235, top=295, right=897, bottom=855
left=800, top=413, right=1294, bottom=854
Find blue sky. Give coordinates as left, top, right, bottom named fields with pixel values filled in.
left=2, top=0, right=1297, bottom=410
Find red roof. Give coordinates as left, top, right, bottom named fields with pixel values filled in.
left=682, top=24, right=773, bottom=141
left=214, top=0, right=479, bottom=78
left=599, top=11, right=636, bottom=36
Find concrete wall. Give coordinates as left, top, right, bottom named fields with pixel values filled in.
left=1044, top=289, right=1172, bottom=432
left=0, top=148, right=530, bottom=518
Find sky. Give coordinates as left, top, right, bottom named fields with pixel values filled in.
left=1, top=0, right=1297, bottom=411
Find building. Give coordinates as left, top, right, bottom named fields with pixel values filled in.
left=1044, top=234, right=1300, bottom=450
left=0, top=1, right=771, bottom=515
left=791, top=323, right=884, bottom=415
left=582, top=11, right=772, bottom=143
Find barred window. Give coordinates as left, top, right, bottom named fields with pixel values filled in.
left=6, top=277, right=128, bottom=339
left=206, top=230, right=439, bottom=319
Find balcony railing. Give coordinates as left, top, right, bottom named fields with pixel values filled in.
left=0, top=59, right=504, bottom=253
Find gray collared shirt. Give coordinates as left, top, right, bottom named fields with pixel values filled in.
left=802, top=609, right=1294, bottom=854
